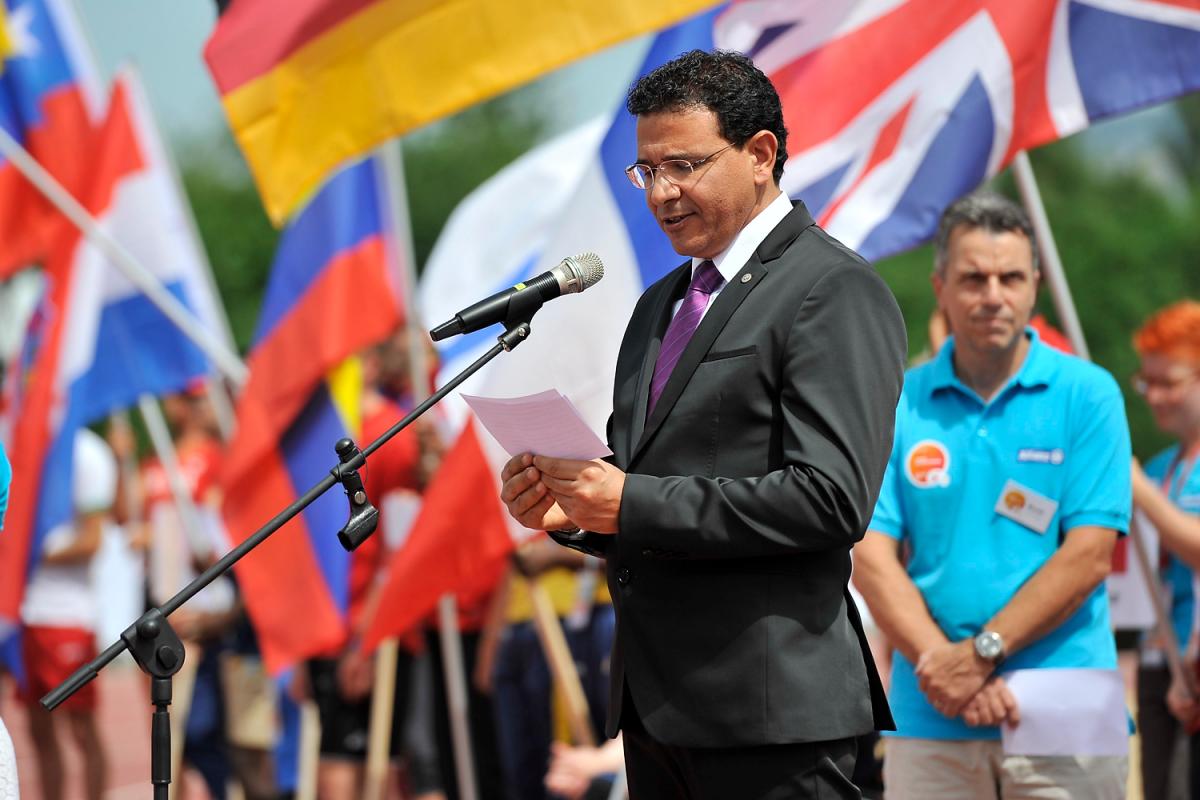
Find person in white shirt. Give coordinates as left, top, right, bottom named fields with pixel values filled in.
left=18, top=427, right=115, bottom=800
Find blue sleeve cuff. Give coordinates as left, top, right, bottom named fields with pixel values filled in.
left=1061, top=510, right=1129, bottom=537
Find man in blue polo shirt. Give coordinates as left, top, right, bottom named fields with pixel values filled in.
left=853, top=191, right=1130, bottom=798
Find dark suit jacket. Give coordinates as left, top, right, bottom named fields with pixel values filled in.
left=561, top=201, right=904, bottom=747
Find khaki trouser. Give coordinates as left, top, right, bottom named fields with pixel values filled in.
left=883, top=737, right=1127, bottom=799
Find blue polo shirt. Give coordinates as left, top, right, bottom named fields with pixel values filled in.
left=1143, top=445, right=1200, bottom=651
left=869, top=329, right=1131, bottom=740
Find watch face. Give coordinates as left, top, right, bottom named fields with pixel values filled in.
left=975, top=632, right=1003, bottom=660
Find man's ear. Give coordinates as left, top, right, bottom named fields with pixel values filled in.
left=745, top=130, right=778, bottom=185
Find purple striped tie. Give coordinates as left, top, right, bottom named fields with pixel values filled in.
left=647, top=260, right=725, bottom=417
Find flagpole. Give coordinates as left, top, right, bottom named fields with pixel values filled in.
left=137, top=395, right=215, bottom=566
left=1011, top=152, right=1091, bottom=360
left=376, top=138, right=481, bottom=800
left=526, top=578, right=596, bottom=747
left=0, top=126, right=248, bottom=386
left=1010, top=150, right=1173, bottom=685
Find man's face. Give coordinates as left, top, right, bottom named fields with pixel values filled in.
left=635, top=107, right=772, bottom=260
left=1137, top=352, right=1200, bottom=439
left=932, top=225, right=1038, bottom=359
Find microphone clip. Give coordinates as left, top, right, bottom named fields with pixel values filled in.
left=333, top=438, right=379, bottom=552
left=497, top=286, right=543, bottom=351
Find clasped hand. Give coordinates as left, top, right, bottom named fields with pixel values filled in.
left=917, top=640, right=1020, bottom=727
left=500, top=453, right=624, bottom=534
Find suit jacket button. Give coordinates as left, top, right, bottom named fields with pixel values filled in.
left=617, top=567, right=631, bottom=585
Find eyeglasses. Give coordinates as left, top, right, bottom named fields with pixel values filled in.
left=624, top=144, right=735, bottom=190
left=1131, top=369, right=1200, bottom=396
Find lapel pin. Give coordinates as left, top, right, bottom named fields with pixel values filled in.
left=740, top=273, right=752, bottom=283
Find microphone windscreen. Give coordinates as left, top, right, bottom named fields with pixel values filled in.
left=567, top=252, right=605, bottom=291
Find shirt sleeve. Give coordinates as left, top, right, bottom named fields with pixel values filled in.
left=867, top=399, right=906, bottom=540
left=1059, top=369, right=1131, bottom=535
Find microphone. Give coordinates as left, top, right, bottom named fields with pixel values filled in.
left=429, top=252, right=604, bottom=341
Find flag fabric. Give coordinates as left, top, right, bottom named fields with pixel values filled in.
left=117, top=66, right=236, bottom=359
left=730, top=0, right=1200, bottom=261
left=221, top=156, right=405, bottom=673
left=0, top=79, right=221, bottom=627
left=360, top=118, right=610, bottom=648
left=202, top=0, right=722, bottom=224
left=0, top=0, right=103, bottom=275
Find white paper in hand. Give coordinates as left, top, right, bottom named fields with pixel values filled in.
left=1001, top=668, right=1129, bottom=756
left=462, top=390, right=613, bottom=461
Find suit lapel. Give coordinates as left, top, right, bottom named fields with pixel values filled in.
left=626, top=263, right=690, bottom=459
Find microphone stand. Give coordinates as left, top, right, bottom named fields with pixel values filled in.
left=42, top=298, right=543, bottom=799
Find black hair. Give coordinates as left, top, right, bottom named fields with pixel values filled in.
left=934, top=191, right=1039, bottom=275
left=626, top=49, right=788, bottom=184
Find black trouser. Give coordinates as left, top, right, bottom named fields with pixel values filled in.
left=621, top=709, right=861, bottom=800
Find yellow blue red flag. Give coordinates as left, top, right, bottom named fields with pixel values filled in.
left=202, top=0, right=720, bottom=224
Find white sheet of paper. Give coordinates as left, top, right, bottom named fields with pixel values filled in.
left=462, top=390, right=612, bottom=461
left=1001, top=668, right=1129, bottom=756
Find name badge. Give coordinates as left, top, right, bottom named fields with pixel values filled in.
left=994, top=479, right=1058, bottom=534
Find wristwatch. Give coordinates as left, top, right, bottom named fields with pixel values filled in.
left=547, top=526, right=608, bottom=559
left=973, top=630, right=1006, bottom=666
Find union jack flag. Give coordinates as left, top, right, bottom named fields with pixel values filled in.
left=713, top=0, right=1200, bottom=260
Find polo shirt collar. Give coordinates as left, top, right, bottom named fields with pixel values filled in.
left=929, top=326, right=1050, bottom=400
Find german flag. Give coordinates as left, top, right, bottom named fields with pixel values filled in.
left=203, top=0, right=720, bottom=225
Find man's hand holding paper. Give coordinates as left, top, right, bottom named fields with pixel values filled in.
left=500, top=452, right=573, bottom=532
left=499, top=453, right=625, bottom=535
left=535, top=456, right=624, bottom=534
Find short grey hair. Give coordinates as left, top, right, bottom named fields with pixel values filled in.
left=933, top=191, right=1039, bottom=276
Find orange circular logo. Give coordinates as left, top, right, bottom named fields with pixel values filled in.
left=1004, top=490, right=1026, bottom=510
left=905, top=440, right=951, bottom=488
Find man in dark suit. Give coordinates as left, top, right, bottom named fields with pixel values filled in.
left=500, top=50, right=905, bottom=798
